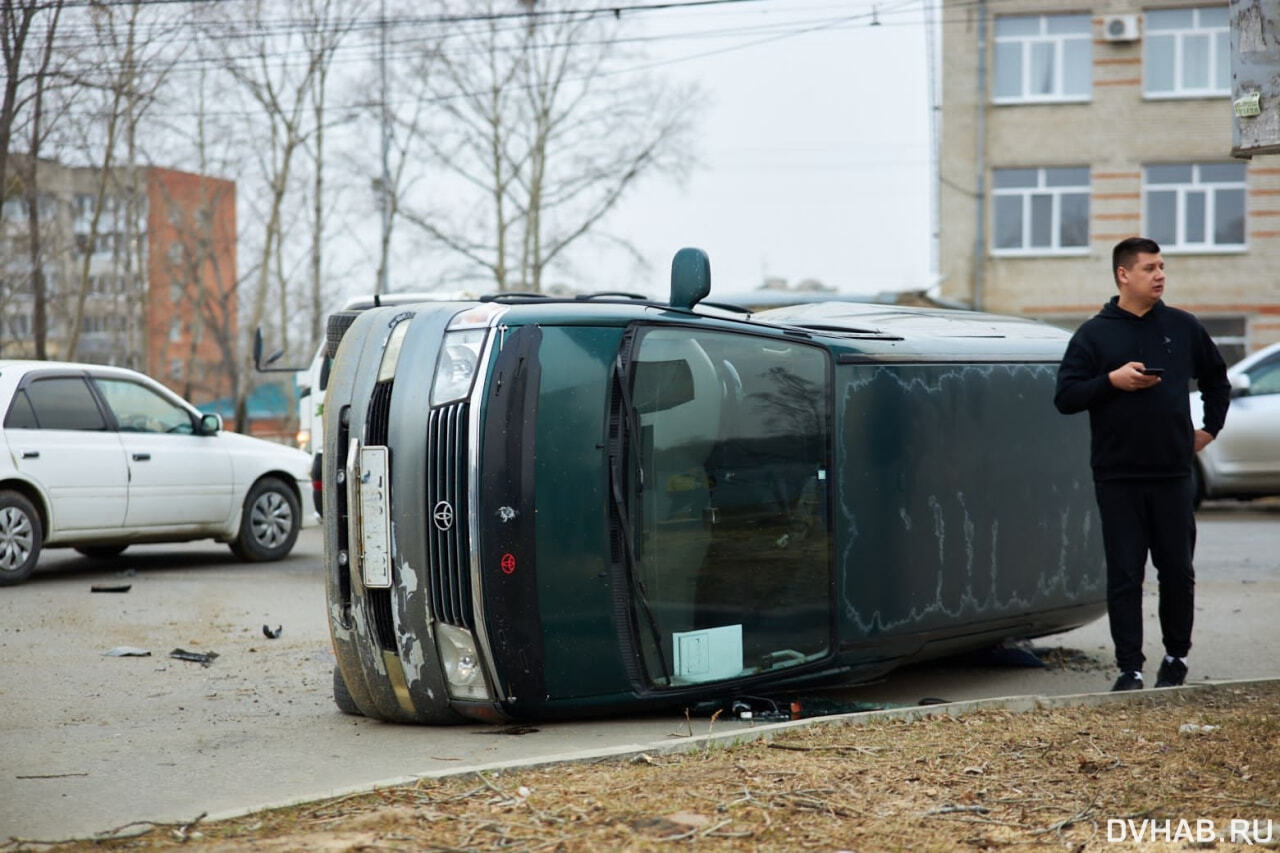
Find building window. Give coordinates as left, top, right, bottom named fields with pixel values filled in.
left=993, top=14, right=1092, bottom=103
left=992, top=167, right=1090, bottom=254
left=1201, top=316, right=1246, bottom=365
left=74, top=194, right=94, bottom=231
left=1145, top=6, right=1230, bottom=98
left=169, top=318, right=182, bottom=343
left=1144, top=163, right=1245, bottom=250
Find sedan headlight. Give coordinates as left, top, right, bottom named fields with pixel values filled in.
left=430, top=329, right=486, bottom=406
left=436, top=623, right=491, bottom=700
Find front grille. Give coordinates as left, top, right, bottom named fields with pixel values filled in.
left=367, top=381, right=393, bottom=444
left=426, top=402, right=472, bottom=628
left=335, top=406, right=352, bottom=623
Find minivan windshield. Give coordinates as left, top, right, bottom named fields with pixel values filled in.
left=624, top=327, right=832, bottom=688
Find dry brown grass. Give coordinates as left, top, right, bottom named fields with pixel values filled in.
left=16, top=682, right=1280, bottom=852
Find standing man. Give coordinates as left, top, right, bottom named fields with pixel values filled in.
left=1055, top=237, right=1230, bottom=692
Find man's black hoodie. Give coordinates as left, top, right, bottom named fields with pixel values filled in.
left=1054, top=297, right=1230, bottom=481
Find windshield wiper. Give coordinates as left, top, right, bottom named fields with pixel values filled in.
left=608, top=351, right=670, bottom=686
left=612, top=352, right=644, bottom=492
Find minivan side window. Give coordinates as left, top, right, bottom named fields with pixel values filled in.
left=9, top=377, right=107, bottom=430
left=95, top=378, right=195, bottom=434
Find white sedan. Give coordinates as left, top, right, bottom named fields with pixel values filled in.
left=1193, top=342, right=1280, bottom=504
left=0, top=360, right=314, bottom=585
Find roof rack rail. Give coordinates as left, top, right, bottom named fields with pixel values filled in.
left=577, top=291, right=648, bottom=301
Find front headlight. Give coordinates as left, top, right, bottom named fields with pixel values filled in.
left=436, top=623, right=491, bottom=700
left=430, top=329, right=486, bottom=406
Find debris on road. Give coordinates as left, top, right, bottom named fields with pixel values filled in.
left=262, top=625, right=282, bottom=639
left=15, top=771, right=89, bottom=780
left=102, top=647, right=151, bottom=657
left=478, top=725, right=540, bottom=736
left=91, top=584, right=132, bottom=593
left=169, top=648, right=219, bottom=666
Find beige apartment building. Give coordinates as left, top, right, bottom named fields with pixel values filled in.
left=940, top=0, right=1280, bottom=362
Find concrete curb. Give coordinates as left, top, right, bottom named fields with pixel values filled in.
left=94, top=676, right=1280, bottom=841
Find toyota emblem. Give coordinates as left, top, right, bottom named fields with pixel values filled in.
left=432, top=501, right=455, bottom=531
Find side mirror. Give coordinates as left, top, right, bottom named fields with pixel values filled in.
left=200, top=412, right=223, bottom=435
left=669, top=247, right=711, bottom=310
left=254, top=327, right=284, bottom=369
left=1229, top=373, right=1252, bottom=398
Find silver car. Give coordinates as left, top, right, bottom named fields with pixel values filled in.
left=1194, top=342, right=1280, bottom=504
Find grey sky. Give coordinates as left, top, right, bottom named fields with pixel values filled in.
left=595, top=0, right=936, bottom=299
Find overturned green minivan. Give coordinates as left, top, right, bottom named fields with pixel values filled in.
left=323, top=249, right=1105, bottom=724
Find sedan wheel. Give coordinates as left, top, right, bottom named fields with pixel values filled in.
left=0, top=492, right=42, bottom=586
left=230, top=477, right=301, bottom=562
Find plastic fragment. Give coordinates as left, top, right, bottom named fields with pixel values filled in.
left=91, top=584, right=132, bottom=593
left=262, top=625, right=282, bottom=639
left=170, top=648, right=219, bottom=666
left=102, top=646, right=151, bottom=657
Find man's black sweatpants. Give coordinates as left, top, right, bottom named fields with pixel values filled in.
left=1094, top=476, right=1197, bottom=674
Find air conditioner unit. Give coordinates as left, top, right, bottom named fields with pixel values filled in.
left=1102, top=14, right=1140, bottom=42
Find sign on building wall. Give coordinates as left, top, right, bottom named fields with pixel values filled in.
left=1231, top=0, right=1280, bottom=156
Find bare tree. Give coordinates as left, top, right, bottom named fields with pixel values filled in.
left=62, top=0, right=181, bottom=362
left=303, top=0, right=369, bottom=350
left=1, top=0, right=64, bottom=357
left=160, top=63, right=244, bottom=414
left=0, top=0, right=55, bottom=209
left=16, top=1, right=62, bottom=359
left=337, top=0, right=442, bottom=298
left=401, top=0, right=700, bottom=293
left=198, top=0, right=362, bottom=431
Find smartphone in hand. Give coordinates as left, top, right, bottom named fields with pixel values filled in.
left=1139, top=367, right=1165, bottom=376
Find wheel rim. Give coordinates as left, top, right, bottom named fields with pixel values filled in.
left=249, top=490, right=294, bottom=550
left=0, top=507, right=35, bottom=571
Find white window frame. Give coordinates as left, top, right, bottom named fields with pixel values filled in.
left=993, top=14, right=1093, bottom=104
left=1144, top=6, right=1230, bottom=99
left=991, top=167, right=1092, bottom=256
left=1143, top=163, right=1246, bottom=253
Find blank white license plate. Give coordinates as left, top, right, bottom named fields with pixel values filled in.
left=358, top=445, right=392, bottom=588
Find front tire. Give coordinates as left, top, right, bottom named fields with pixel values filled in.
left=0, top=492, right=42, bottom=586
left=230, top=477, right=301, bottom=562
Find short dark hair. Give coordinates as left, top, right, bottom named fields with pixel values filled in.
left=1112, top=237, right=1161, bottom=285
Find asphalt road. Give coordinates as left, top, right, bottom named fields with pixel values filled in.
left=2, top=502, right=1277, bottom=843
